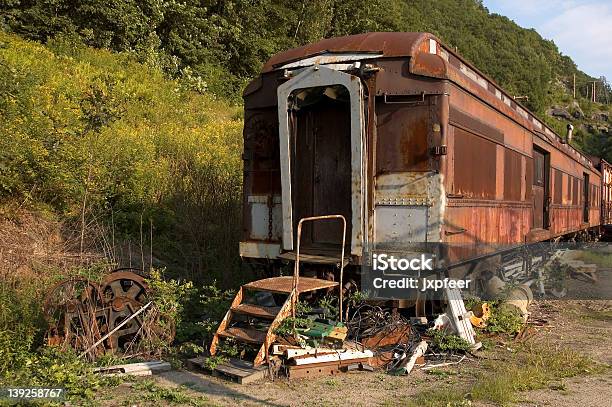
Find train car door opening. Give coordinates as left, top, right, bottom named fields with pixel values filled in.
left=583, top=172, right=590, bottom=222
left=532, top=147, right=550, bottom=229
left=292, top=85, right=352, bottom=249
left=277, top=66, right=365, bottom=256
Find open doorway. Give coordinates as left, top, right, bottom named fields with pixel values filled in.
left=584, top=173, right=590, bottom=223
left=532, top=146, right=550, bottom=229
left=290, top=85, right=352, bottom=251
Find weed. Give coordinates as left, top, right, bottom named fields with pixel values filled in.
left=581, top=309, right=612, bottom=322
left=427, top=329, right=473, bottom=353
left=202, top=355, right=227, bottom=371
left=427, top=368, right=458, bottom=377
left=470, top=342, right=599, bottom=404
left=576, top=250, right=612, bottom=268
left=131, top=379, right=212, bottom=405
left=274, top=317, right=314, bottom=337
left=316, top=295, right=339, bottom=320
left=482, top=301, right=524, bottom=335
left=411, top=342, right=599, bottom=406
left=404, top=388, right=471, bottom=407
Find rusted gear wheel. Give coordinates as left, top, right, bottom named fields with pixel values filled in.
left=42, top=278, right=104, bottom=351
left=100, top=271, right=149, bottom=350
left=43, top=278, right=102, bottom=323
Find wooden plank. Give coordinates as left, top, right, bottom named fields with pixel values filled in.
left=94, top=361, right=171, bottom=377
left=289, top=350, right=374, bottom=366
left=445, top=287, right=477, bottom=345
left=213, top=359, right=267, bottom=384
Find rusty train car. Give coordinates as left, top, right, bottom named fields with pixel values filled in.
left=239, top=32, right=612, bottom=275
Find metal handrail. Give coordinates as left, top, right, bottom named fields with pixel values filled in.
left=293, top=215, right=347, bottom=322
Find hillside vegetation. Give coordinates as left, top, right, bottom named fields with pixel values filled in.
left=2, top=0, right=610, bottom=151
left=0, top=1, right=611, bottom=402
left=1, top=0, right=611, bottom=279
left=0, top=31, right=243, bottom=283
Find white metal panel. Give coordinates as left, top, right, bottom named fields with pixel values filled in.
left=277, top=53, right=382, bottom=70
left=277, top=66, right=365, bottom=256
left=239, top=242, right=281, bottom=259
left=374, top=206, right=428, bottom=245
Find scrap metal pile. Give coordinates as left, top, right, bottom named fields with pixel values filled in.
left=43, top=269, right=174, bottom=360
left=202, top=287, right=506, bottom=383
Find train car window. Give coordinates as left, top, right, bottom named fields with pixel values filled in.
left=504, top=149, right=522, bottom=201
left=566, top=175, right=572, bottom=204
left=533, top=151, right=544, bottom=187
left=554, top=170, right=563, bottom=204
left=452, top=127, right=497, bottom=199
left=376, top=101, right=430, bottom=172
left=572, top=177, right=579, bottom=205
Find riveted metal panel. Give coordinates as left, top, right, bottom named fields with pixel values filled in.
left=374, top=206, right=428, bottom=245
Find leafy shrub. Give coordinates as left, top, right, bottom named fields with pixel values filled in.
left=483, top=302, right=525, bottom=335
left=0, top=31, right=244, bottom=282
left=427, top=329, right=473, bottom=353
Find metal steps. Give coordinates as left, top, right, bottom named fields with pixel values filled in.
left=210, top=216, right=347, bottom=368
left=231, top=303, right=281, bottom=320
left=210, top=276, right=338, bottom=367
left=243, top=276, right=338, bottom=294
left=218, top=327, right=267, bottom=344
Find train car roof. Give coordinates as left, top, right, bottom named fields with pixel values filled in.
left=262, top=32, right=432, bottom=72
left=262, top=32, right=598, bottom=171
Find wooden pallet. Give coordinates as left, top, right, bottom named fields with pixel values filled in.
left=188, top=357, right=267, bottom=384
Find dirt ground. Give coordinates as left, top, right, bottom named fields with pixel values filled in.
left=98, top=299, right=612, bottom=407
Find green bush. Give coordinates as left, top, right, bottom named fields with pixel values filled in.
left=0, top=31, right=244, bottom=282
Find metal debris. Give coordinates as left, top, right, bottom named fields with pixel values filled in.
left=43, top=269, right=175, bottom=361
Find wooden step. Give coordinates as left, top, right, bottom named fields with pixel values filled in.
left=232, top=303, right=280, bottom=319
left=218, top=327, right=267, bottom=345
left=243, top=276, right=339, bottom=294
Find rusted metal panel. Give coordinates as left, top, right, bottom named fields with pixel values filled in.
left=553, top=169, right=563, bottom=204
left=374, top=172, right=444, bottom=245
left=263, top=32, right=433, bottom=73
left=452, top=127, right=497, bottom=199
left=375, top=60, right=448, bottom=96
left=449, top=106, right=504, bottom=144
left=375, top=100, right=431, bottom=173
left=410, top=51, right=448, bottom=78
left=504, top=149, right=522, bottom=201
left=525, top=157, right=533, bottom=203
left=443, top=203, right=531, bottom=252
left=243, top=276, right=338, bottom=294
